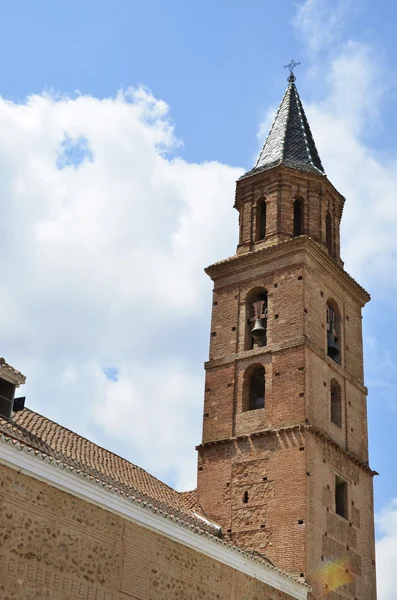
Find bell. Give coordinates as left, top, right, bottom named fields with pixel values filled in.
left=327, top=331, right=339, bottom=358
left=251, top=319, right=267, bottom=339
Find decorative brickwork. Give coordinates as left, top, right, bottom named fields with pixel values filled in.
left=197, top=84, right=377, bottom=599
left=0, top=77, right=377, bottom=600
left=235, top=166, right=344, bottom=265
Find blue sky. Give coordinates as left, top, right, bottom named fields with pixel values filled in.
left=3, top=0, right=390, bottom=166
left=1, top=1, right=397, bottom=596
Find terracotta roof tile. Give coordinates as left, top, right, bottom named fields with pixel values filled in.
left=0, top=408, right=212, bottom=533
left=180, top=489, right=199, bottom=511
left=0, top=408, right=309, bottom=590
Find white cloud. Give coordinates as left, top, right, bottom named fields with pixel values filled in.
left=256, top=39, right=397, bottom=293
left=294, top=0, right=353, bottom=55
left=293, top=3, right=397, bottom=598
left=304, top=47, right=396, bottom=288
left=0, top=87, right=241, bottom=491
left=95, top=362, right=203, bottom=490
left=290, top=1, right=397, bottom=296
left=376, top=499, right=397, bottom=600
left=291, top=3, right=397, bottom=599
left=1, top=15, right=396, bottom=595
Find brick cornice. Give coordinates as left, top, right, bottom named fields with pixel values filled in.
left=197, top=423, right=377, bottom=476
left=235, top=164, right=345, bottom=213
left=205, top=236, right=369, bottom=306
left=205, top=336, right=305, bottom=370
left=306, top=425, right=378, bottom=476
left=205, top=337, right=368, bottom=396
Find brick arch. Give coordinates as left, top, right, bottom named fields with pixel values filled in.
left=243, top=361, right=266, bottom=380
left=242, top=363, right=266, bottom=412
left=246, top=286, right=268, bottom=304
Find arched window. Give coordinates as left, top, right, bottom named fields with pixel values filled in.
left=326, top=211, right=333, bottom=255
left=330, top=379, right=342, bottom=427
left=293, top=198, right=303, bottom=237
left=246, top=289, right=268, bottom=349
left=327, top=301, right=341, bottom=363
left=247, top=366, right=265, bottom=411
left=257, top=201, right=267, bottom=241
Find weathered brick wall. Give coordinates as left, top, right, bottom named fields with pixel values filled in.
left=198, top=184, right=376, bottom=598
left=304, top=254, right=369, bottom=463
left=306, top=350, right=368, bottom=462
left=203, top=251, right=307, bottom=443
left=0, top=463, right=300, bottom=600
left=198, top=429, right=307, bottom=575
left=234, top=167, right=343, bottom=263
left=304, top=256, right=365, bottom=385
left=305, top=434, right=377, bottom=600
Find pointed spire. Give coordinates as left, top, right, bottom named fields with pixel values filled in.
left=244, top=76, right=325, bottom=178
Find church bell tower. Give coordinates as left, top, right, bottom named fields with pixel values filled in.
left=196, top=69, right=377, bottom=600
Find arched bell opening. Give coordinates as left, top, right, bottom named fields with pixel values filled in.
left=245, top=288, right=268, bottom=350
left=326, top=299, right=341, bottom=364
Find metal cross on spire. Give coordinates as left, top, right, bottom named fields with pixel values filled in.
left=284, top=59, right=301, bottom=83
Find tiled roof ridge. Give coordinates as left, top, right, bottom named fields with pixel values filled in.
left=10, top=407, right=178, bottom=495
left=0, top=430, right=220, bottom=535
left=0, top=412, right=219, bottom=535
left=179, top=488, right=215, bottom=523
left=0, top=409, right=211, bottom=530
left=180, top=488, right=198, bottom=508
left=0, top=432, right=309, bottom=589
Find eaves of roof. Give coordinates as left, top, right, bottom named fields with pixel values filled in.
left=0, top=431, right=309, bottom=597
left=0, top=357, right=26, bottom=385
left=205, top=235, right=370, bottom=305
left=0, top=409, right=215, bottom=534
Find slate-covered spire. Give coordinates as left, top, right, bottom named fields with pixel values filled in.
left=245, top=77, right=325, bottom=178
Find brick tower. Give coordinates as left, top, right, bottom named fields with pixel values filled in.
left=196, top=72, right=377, bottom=599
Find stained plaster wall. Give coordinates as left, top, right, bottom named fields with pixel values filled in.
left=0, top=463, right=299, bottom=600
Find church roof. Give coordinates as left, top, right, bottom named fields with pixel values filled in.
left=242, top=78, right=325, bottom=179
left=0, top=408, right=310, bottom=595
left=0, top=408, right=214, bottom=534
